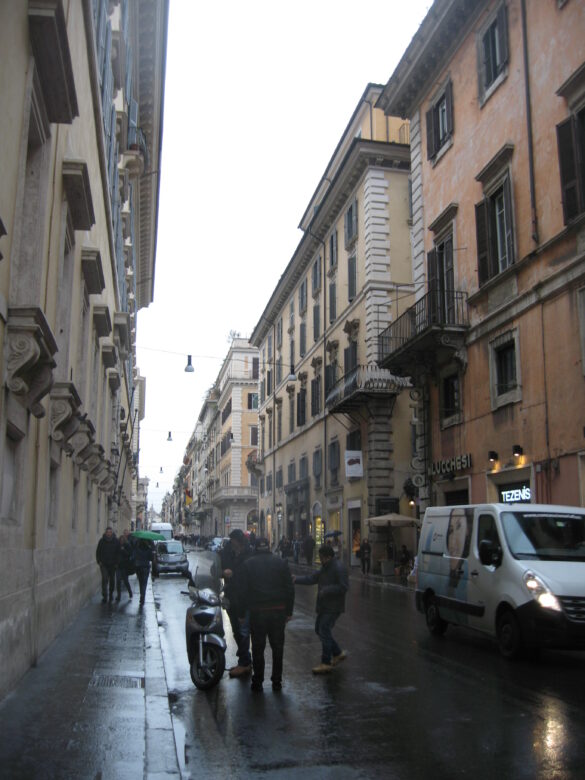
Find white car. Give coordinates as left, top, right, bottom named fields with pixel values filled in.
left=207, top=537, right=229, bottom=552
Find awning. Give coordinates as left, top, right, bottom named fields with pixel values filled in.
left=366, top=512, right=421, bottom=528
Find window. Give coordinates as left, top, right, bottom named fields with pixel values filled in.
left=289, top=338, right=295, bottom=369
left=250, top=426, right=258, bottom=446
left=329, top=439, right=340, bottom=486
left=267, top=333, right=273, bottom=361
left=252, top=357, right=259, bottom=379
left=427, top=234, right=455, bottom=323
left=297, top=387, right=306, bottom=427
left=345, top=198, right=358, bottom=247
left=313, top=448, right=322, bottom=489
left=344, top=341, right=358, bottom=377
left=329, top=229, right=338, bottom=270
left=276, top=406, right=281, bottom=443
left=288, top=461, right=296, bottom=484
left=579, top=287, right=585, bottom=376
left=312, top=257, right=322, bottom=295
left=426, top=80, right=453, bottom=160
left=266, top=473, right=273, bottom=494
left=266, top=369, right=272, bottom=396
left=329, top=281, right=336, bottom=322
left=269, top=415, right=273, bottom=448
left=247, top=392, right=258, bottom=410
left=289, top=298, right=295, bottom=331
left=300, top=322, right=306, bottom=357
left=348, top=255, right=357, bottom=302
left=440, top=370, right=462, bottom=426
left=325, top=361, right=337, bottom=396
left=276, top=467, right=283, bottom=489
left=276, top=356, right=282, bottom=385
left=299, top=278, right=307, bottom=314
left=313, top=302, right=320, bottom=341
left=489, top=330, right=521, bottom=409
left=289, top=392, right=295, bottom=434
left=221, top=398, right=232, bottom=423
left=311, top=376, right=321, bottom=416
left=475, top=174, right=515, bottom=286
left=276, top=317, right=283, bottom=348
left=557, top=105, right=585, bottom=224
left=299, top=455, right=308, bottom=480
left=478, top=3, right=509, bottom=103
left=346, top=429, right=361, bottom=451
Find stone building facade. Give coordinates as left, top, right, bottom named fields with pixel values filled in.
left=0, top=0, right=167, bottom=698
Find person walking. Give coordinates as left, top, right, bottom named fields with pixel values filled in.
left=294, top=544, right=349, bottom=674
left=293, top=535, right=301, bottom=564
left=133, top=539, right=154, bottom=606
left=359, top=537, right=372, bottom=576
left=116, top=530, right=134, bottom=600
left=303, top=534, right=315, bottom=566
left=238, top=537, right=295, bottom=692
left=96, top=526, right=118, bottom=603
left=220, top=528, right=253, bottom=678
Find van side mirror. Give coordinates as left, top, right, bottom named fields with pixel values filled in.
left=479, top=539, right=502, bottom=567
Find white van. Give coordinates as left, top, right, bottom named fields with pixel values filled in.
left=150, top=521, right=173, bottom=540
left=415, top=503, right=585, bottom=658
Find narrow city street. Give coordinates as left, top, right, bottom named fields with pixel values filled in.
left=156, top=550, right=585, bottom=779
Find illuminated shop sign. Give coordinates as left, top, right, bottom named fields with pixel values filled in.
left=499, top=484, right=531, bottom=503
left=429, top=453, right=472, bottom=477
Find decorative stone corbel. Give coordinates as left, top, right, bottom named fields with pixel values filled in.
left=50, top=382, right=82, bottom=447
left=343, top=318, right=360, bottom=342
left=326, top=339, right=339, bottom=356
left=298, top=371, right=308, bottom=387
left=68, top=416, right=96, bottom=468
left=6, top=306, right=58, bottom=418
left=311, top=356, right=322, bottom=374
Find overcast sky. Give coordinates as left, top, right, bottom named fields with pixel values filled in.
left=136, top=0, right=432, bottom=512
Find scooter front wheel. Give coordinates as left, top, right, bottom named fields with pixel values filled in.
left=190, top=643, right=225, bottom=690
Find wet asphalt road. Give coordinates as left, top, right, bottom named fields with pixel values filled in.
left=155, top=550, right=585, bottom=780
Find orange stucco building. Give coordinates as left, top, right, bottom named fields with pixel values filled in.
left=377, top=0, right=585, bottom=508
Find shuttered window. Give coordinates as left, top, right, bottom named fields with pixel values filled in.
left=557, top=110, right=585, bottom=224
left=475, top=174, right=514, bottom=286
left=426, top=80, right=454, bottom=160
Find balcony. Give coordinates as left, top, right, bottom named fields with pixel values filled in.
left=325, top=364, right=410, bottom=414
left=378, top=289, right=469, bottom=377
left=214, top=485, right=259, bottom=506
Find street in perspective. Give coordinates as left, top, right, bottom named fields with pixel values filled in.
left=1, top=544, right=584, bottom=779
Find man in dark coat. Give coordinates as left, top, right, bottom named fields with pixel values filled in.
left=96, top=526, right=118, bottom=603
left=294, top=544, right=349, bottom=674
left=303, top=534, right=316, bottom=566
left=220, top=529, right=253, bottom=678
left=238, top=537, right=295, bottom=692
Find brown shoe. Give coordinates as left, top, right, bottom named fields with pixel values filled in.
left=229, top=665, right=252, bottom=678
left=312, top=663, right=333, bottom=674
left=331, top=650, right=347, bottom=667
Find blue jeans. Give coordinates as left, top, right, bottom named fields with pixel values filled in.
left=315, top=611, right=342, bottom=664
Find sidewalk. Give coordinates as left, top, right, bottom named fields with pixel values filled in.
left=0, top=580, right=179, bottom=780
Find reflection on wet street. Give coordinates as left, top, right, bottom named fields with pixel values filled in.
left=155, top=551, right=585, bottom=779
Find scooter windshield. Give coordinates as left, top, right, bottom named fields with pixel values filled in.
left=192, top=551, right=222, bottom=592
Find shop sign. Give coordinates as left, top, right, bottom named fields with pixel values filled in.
left=499, top=484, right=531, bottom=503
left=429, top=453, right=472, bottom=477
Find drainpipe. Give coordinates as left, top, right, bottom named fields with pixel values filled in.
left=521, top=0, right=539, bottom=245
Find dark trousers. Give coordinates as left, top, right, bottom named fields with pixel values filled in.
left=250, top=609, right=287, bottom=685
left=116, top=567, right=133, bottom=597
left=315, top=611, right=342, bottom=664
left=227, top=608, right=251, bottom=666
left=136, top=566, right=150, bottom=603
left=100, top=564, right=116, bottom=599
left=361, top=556, right=370, bottom=574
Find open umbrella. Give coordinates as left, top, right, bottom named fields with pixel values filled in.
left=324, top=530, right=342, bottom=538
left=131, top=530, right=166, bottom=541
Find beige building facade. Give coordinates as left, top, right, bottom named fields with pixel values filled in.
left=377, top=0, right=585, bottom=509
left=0, top=0, right=167, bottom=698
left=251, top=85, right=417, bottom=569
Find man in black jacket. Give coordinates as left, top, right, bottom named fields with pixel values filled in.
left=96, top=527, right=118, bottom=603
left=220, top=529, right=253, bottom=678
left=294, top=544, right=349, bottom=674
left=238, top=537, right=295, bottom=692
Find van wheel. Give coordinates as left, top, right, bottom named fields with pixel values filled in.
left=497, top=610, right=523, bottom=659
left=425, top=596, right=447, bottom=636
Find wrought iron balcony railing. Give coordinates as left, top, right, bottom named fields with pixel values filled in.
left=378, top=289, right=468, bottom=365
left=325, top=364, right=410, bottom=410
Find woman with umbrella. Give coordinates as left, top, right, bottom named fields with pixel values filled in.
left=130, top=530, right=164, bottom=605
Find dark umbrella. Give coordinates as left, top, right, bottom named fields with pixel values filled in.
left=130, top=530, right=166, bottom=541
left=324, top=530, right=342, bottom=538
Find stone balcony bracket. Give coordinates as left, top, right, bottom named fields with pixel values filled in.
left=6, top=306, right=58, bottom=418
left=49, top=381, right=82, bottom=446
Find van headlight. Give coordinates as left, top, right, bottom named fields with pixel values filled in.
left=523, top=571, right=561, bottom=612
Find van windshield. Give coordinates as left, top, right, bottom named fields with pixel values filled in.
left=501, top=511, right=585, bottom=562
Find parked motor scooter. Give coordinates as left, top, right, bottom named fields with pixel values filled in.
left=181, top=565, right=228, bottom=690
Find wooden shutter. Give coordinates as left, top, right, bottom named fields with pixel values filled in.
left=502, top=175, right=515, bottom=266
left=313, top=303, right=320, bottom=341
left=445, top=80, right=454, bottom=136
left=329, top=281, right=336, bottom=322
left=426, top=106, right=435, bottom=159
left=557, top=116, right=582, bottom=223
left=348, top=255, right=357, bottom=301
left=300, top=322, right=306, bottom=356
left=427, top=248, right=439, bottom=325
left=497, top=3, right=509, bottom=71
left=128, top=98, right=138, bottom=146
left=475, top=200, right=490, bottom=286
